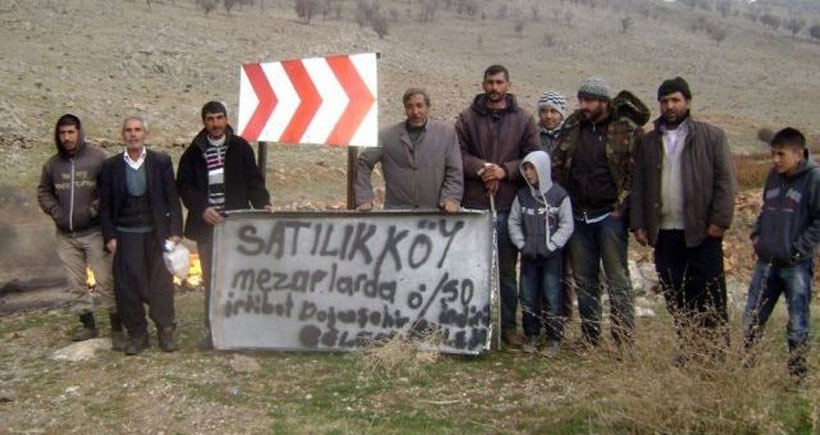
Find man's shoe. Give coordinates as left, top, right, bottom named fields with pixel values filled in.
left=109, top=312, right=126, bottom=351
left=501, top=331, right=524, bottom=349
left=522, top=336, right=539, bottom=354
left=111, top=330, right=128, bottom=352
left=540, top=340, right=560, bottom=358
left=71, top=313, right=98, bottom=341
left=158, top=326, right=178, bottom=352
left=124, top=334, right=149, bottom=356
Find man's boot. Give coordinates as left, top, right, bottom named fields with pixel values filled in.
left=124, top=333, right=149, bottom=356
left=158, top=325, right=178, bottom=352
left=109, top=312, right=127, bottom=352
left=71, top=312, right=98, bottom=341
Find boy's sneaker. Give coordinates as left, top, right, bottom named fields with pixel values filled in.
left=522, top=336, right=539, bottom=354
left=539, top=340, right=560, bottom=358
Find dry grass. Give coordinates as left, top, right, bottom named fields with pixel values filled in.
left=355, top=332, right=441, bottom=378
left=734, top=143, right=820, bottom=190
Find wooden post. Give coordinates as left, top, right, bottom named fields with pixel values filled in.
left=257, top=141, right=268, bottom=184
left=347, top=146, right=358, bottom=210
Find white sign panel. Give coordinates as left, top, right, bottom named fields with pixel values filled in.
left=210, top=211, right=493, bottom=355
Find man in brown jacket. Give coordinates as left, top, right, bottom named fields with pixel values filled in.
left=356, top=88, right=463, bottom=212
left=456, top=64, right=540, bottom=347
left=631, top=77, right=736, bottom=363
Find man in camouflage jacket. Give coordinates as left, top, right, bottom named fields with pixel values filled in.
left=552, top=77, right=649, bottom=349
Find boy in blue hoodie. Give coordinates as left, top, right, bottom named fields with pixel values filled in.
left=508, top=150, right=574, bottom=355
left=743, top=127, right=820, bottom=382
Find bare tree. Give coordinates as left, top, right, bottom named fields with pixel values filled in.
left=295, top=0, right=320, bottom=24
left=621, top=16, right=632, bottom=33
left=541, top=31, right=555, bottom=47
left=760, top=14, right=781, bottom=31
left=810, top=24, right=820, bottom=41
left=716, top=1, right=731, bottom=19
left=564, top=10, right=573, bottom=26
left=196, top=0, right=217, bottom=16
left=706, top=23, right=728, bottom=45
left=371, top=11, right=389, bottom=39
left=531, top=4, right=541, bottom=22
left=514, top=19, right=525, bottom=37
left=786, top=16, right=806, bottom=38
left=419, top=0, right=438, bottom=22
left=224, top=0, right=236, bottom=14
left=496, top=3, right=507, bottom=20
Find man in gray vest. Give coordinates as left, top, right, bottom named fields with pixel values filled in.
left=100, top=117, right=184, bottom=355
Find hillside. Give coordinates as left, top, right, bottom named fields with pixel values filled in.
left=1, top=0, right=818, bottom=150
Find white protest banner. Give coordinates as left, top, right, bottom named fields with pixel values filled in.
left=210, top=211, right=493, bottom=355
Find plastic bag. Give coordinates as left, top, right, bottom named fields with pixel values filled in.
left=163, top=241, right=190, bottom=280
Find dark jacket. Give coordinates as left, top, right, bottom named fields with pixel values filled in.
left=99, top=149, right=183, bottom=246
left=356, top=119, right=463, bottom=209
left=37, top=133, right=108, bottom=234
left=752, top=153, right=820, bottom=266
left=176, top=126, right=271, bottom=242
left=553, top=91, right=650, bottom=215
left=456, top=94, right=540, bottom=211
left=631, top=115, right=736, bottom=247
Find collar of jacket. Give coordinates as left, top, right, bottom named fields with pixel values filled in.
left=652, top=111, right=693, bottom=131
left=193, top=124, right=236, bottom=152
left=470, top=94, right=520, bottom=116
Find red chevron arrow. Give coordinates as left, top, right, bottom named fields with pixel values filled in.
left=280, top=59, right=322, bottom=144
left=241, top=63, right=278, bottom=142
left=325, top=55, right=375, bottom=146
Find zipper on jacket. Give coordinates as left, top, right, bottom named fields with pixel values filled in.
left=541, top=191, right=550, bottom=247
left=69, top=158, right=75, bottom=232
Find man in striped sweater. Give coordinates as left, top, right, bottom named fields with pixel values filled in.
left=176, top=101, right=273, bottom=348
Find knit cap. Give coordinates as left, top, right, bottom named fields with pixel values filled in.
left=577, top=76, right=611, bottom=101
left=537, top=91, right=568, bottom=119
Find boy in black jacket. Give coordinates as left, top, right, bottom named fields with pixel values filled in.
left=743, top=127, right=820, bottom=383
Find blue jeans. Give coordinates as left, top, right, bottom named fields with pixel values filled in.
left=568, top=214, right=634, bottom=346
left=743, top=259, right=813, bottom=376
left=520, top=255, right=564, bottom=341
left=496, top=212, right=520, bottom=334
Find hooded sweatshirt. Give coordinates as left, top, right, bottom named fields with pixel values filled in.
left=508, top=150, right=574, bottom=259
left=37, top=121, right=108, bottom=234
left=752, top=150, right=820, bottom=266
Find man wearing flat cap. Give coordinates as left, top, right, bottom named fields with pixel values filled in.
left=631, top=77, right=736, bottom=364
left=553, top=77, right=650, bottom=350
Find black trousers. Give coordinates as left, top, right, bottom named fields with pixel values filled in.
left=655, top=230, right=729, bottom=348
left=114, top=231, right=175, bottom=336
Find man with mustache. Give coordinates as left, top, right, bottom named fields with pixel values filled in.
left=631, top=77, right=736, bottom=364
left=456, top=64, right=540, bottom=348
left=356, top=87, right=463, bottom=212
left=176, top=101, right=273, bottom=350
left=99, top=117, right=184, bottom=355
left=553, top=77, right=650, bottom=351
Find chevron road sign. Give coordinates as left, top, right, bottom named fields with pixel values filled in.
left=237, top=53, right=378, bottom=147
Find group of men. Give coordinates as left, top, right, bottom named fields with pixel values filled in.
left=38, top=64, right=814, bottom=381
left=356, top=64, right=816, bottom=381
left=38, top=102, right=270, bottom=355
